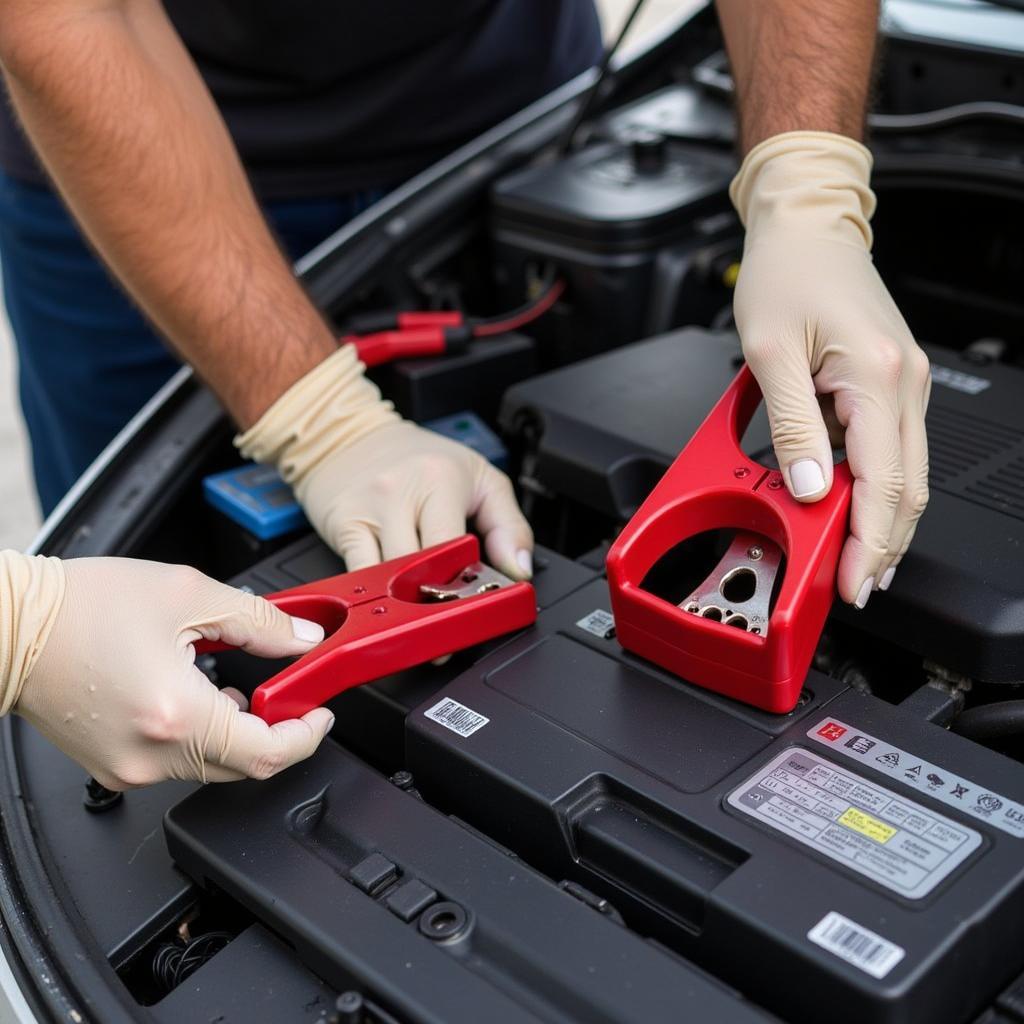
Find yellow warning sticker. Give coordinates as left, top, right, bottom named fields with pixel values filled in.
left=839, top=807, right=897, bottom=844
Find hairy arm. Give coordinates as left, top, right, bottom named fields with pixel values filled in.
left=0, top=0, right=336, bottom=427
left=715, top=0, right=879, bottom=151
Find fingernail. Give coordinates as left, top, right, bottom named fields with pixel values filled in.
left=879, top=565, right=896, bottom=591
left=516, top=549, right=533, bottom=579
left=789, top=459, right=826, bottom=498
left=324, top=715, right=335, bottom=735
left=292, top=617, right=325, bottom=644
left=854, top=577, right=875, bottom=609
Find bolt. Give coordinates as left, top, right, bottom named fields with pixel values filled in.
left=83, top=776, right=122, bottom=814
left=733, top=467, right=750, bottom=479
left=390, top=770, right=414, bottom=790
left=747, top=545, right=763, bottom=560
left=333, top=991, right=364, bottom=1024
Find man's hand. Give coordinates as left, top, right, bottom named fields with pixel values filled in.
left=731, top=133, right=930, bottom=607
left=716, top=0, right=930, bottom=606
left=298, top=421, right=534, bottom=575
left=236, top=345, right=534, bottom=579
left=15, top=557, right=334, bottom=789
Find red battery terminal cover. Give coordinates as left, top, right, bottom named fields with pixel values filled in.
left=606, top=365, right=853, bottom=713
left=196, top=535, right=536, bottom=724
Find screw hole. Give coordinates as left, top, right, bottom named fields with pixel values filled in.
left=720, top=567, right=757, bottom=604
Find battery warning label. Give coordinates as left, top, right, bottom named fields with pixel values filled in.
left=727, top=747, right=981, bottom=898
left=808, top=717, right=1024, bottom=838
left=837, top=807, right=897, bottom=844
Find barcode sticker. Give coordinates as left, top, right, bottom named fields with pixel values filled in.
left=575, top=609, right=616, bottom=639
left=808, top=911, right=905, bottom=979
left=424, top=698, right=490, bottom=738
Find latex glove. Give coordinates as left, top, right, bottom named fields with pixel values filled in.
left=1, top=550, right=334, bottom=789
left=729, top=131, right=931, bottom=608
left=236, top=344, right=533, bottom=578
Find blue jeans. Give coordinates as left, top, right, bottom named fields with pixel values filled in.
left=0, top=173, right=383, bottom=515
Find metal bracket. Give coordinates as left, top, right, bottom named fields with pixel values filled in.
left=420, top=562, right=513, bottom=602
left=680, top=532, right=782, bottom=636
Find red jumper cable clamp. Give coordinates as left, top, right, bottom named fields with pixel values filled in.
left=605, top=365, right=853, bottom=713
left=344, top=278, right=567, bottom=368
left=196, top=535, right=536, bottom=724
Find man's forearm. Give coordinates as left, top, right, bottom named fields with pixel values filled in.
left=0, top=0, right=335, bottom=427
left=715, top=0, right=879, bottom=152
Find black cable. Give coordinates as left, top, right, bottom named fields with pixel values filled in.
left=950, top=701, right=1024, bottom=742
left=871, top=101, right=1024, bottom=133
left=559, top=0, right=648, bottom=154
left=694, top=53, right=1024, bottom=134
left=152, top=931, right=233, bottom=993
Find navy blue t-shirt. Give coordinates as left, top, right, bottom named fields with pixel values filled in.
left=0, top=1, right=603, bottom=198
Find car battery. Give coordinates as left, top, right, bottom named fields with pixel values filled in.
left=402, top=576, right=1024, bottom=1024
left=213, top=532, right=598, bottom=770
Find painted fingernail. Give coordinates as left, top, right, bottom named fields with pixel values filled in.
left=516, top=549, right=533, bottom=579
left=879, top=565, right=896, bottom=591
left=789, top=459, right=826, bottom=498
left=292, top=617, right=325, bottom=644
left=854, top=577, right=875, bottom=609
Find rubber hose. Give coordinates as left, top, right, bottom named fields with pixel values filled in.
left=951, top=701, right=1024, bottom=742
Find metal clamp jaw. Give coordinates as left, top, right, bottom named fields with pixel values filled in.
left=606, top=365, right=852, bottom=713
left=197, top=536, right=536, bottom=724
left=680, top=531, right=782, bottom=637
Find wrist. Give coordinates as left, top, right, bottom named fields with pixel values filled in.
left=234, top=344, right=400, bottom=488
left=0, top=551, right=67, bottom=716
left=729, top=131, right=876, bottom=250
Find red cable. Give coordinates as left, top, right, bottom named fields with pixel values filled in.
left=471, top=278, right=566, bottom=338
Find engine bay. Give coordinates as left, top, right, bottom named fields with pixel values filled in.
left=6, top=6, right=1024, bottom=1023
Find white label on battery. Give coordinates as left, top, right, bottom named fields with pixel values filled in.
left=727, top=747, right=981, bottom=898
left=575, top=608, right=616, bottom=639
left=424, top=698, right=489, bottom=738
left=808, top=911, right=906, bottom=980
left=808, top=717, right=1024, bottom=838
left=930, top=364, right=991, bottom=395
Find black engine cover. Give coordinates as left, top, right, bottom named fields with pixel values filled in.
left=500, top=328, right=1024, bottom=682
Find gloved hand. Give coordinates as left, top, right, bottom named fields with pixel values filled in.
left=729, top=131, right=931, bottom=608
left=236, top=344, right=534, bottom=578
left=1, top=550, right=334, bottom=789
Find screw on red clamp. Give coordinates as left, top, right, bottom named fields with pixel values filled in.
left=196, top=536, right=536, bottom=724
left=606, top=365, right=852, bottom=713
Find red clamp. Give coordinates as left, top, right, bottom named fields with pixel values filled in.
left=345, top=317, right=471, bottom=368
left=197, top=536, right=536, bottom=724
left=606, top=365, right=852, bottom=713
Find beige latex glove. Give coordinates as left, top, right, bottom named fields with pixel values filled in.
left=236, top=344, right=534, bottom=578
left=1, top=550, right=334, bottom=789
left=730, top=131, right=931, bottom=608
